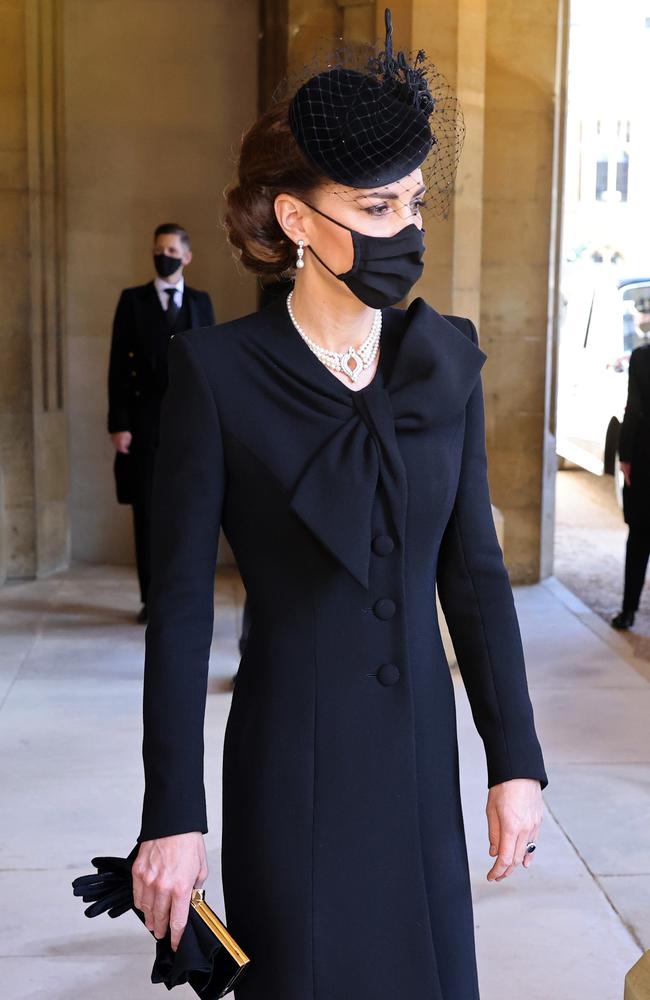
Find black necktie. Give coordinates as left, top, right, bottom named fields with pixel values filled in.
left=165, top=287, right=180, bottom=328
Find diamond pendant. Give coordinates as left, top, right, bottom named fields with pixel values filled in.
left=340, top=346, right=363, bottom=382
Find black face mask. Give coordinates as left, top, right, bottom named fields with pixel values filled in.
left=303, top=202, right=426, bottom=309
left=153, top=253, right=182, bottom=279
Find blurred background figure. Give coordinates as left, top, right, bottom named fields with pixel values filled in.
left=107, top=223, right=216, bottom=623
left=612, top=298, right=650, bottom=629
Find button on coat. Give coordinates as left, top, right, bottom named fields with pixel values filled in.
left=373, top=596, right=397, bottom=619
left=376, top=663, right=401, bottom=686
left=372, top=533, right=395, bottom=555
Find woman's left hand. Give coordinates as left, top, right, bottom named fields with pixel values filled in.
left=485, top=777, right=544, bottom=881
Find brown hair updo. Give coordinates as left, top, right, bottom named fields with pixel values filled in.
left=224, top=99, right=326, bottom=278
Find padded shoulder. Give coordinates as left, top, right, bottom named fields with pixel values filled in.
left=440, top=313, right=478, bottom=345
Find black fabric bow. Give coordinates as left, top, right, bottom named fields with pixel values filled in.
left=288, top=296, right=487, bottom=589
left=71, top=845, right=247, bottom=997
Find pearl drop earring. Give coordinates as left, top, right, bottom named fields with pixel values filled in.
left=296, top=239, right=305, bottom=269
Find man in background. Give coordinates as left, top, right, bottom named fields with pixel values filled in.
left=108, top=223, right=215, bottom=623
left=612, top=297, right=650, bottom=629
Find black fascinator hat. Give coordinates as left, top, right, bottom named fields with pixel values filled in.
left=284, top=8, right=465, bottom=219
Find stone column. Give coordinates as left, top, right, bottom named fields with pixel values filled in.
left=25, top=0, right=71, bottom=576
left=480, top=0, right=565, bottom=581
left=0, top=2, right=30, bottom=581
left=0, top=0, right=69, bottom=582
left=452, top=0, right=487, bottom=323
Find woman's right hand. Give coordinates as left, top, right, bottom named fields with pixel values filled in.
left=132, top=831, right=208, bottom=951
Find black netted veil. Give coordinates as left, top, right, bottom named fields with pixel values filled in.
left=278, top=8, right=465, bottom=221
left=288, top=66, right=433, bottom=188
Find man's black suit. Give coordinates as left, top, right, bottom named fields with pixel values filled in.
left=618, top=340, right=650, bottom=611
left=108, top=280, right=215, bottom=604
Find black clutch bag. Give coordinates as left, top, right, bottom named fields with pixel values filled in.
left=71, top=844, right=251, bottom=998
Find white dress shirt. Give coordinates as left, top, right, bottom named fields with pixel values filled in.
left=154, top=274, right=185, bottom=312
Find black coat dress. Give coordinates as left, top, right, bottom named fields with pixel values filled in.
left=619, top=341, right=650, bottom=527
left=136, top=294, right=548, bottom=1000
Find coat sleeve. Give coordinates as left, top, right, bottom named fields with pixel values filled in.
left=435, top=317, right=548, bottom=792
left=107, top=290, right=133, bottom=434
left=137, top=331, right=226, bottom=842
left=618, top=347, right=644, bottom=463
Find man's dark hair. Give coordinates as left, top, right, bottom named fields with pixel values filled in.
left=153, top=223, right=192, bottom=252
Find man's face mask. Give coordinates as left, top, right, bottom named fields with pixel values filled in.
left=303, top=202, right=426, bottom=309
left=153, top=253, right=182, bottom=279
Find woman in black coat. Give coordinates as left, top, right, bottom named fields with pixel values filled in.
left=131, top=13, right=547, bottom=999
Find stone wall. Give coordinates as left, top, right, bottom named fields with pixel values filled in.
left=0, top=0, right=69, bottom=581
left=481, top=0, right=568, bottom=581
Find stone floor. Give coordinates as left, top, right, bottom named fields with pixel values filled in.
left=0, top=562, right=647, bottom=999
left=554, top=465, right=650, bottom=662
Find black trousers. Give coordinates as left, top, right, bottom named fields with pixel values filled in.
left=130, top=447, right=157, bottom=605
left=623, top=524, right=650, bottom=612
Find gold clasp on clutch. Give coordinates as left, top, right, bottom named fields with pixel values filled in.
left=189, top=889, right=250, bottom=967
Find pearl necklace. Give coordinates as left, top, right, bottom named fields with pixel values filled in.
left=286, top=290, right=382, bottom=384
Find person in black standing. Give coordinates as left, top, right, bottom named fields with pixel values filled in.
left=612, top=298, right=650, bottom=629
left=130, top=11, right=547, bottom=996
left=108, top=223, right=215, bottom=623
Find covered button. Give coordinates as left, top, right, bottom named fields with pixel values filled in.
left=372, top=534, right=394, bottom=556
left=377, top=663, right=400, bottom=686
left=373, top=597, right=396, bottom=620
